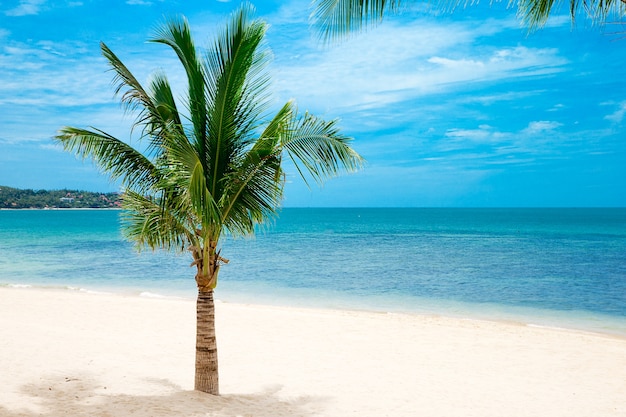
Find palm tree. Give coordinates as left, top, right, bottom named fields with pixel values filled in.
left=55, top=4, right=363, bottom=395
left=312, top=0, right=626, bottom=40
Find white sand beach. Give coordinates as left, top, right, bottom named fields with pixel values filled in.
left=1, top=287, right=624, bottom=417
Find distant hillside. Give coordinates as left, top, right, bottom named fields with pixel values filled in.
left=0, top=186, right=122, bottom=209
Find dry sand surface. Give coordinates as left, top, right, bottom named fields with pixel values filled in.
left=0, top=287, right=624, bottom=417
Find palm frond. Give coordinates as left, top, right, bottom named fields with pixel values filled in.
left=148, top=72, right=183, bottom=132
left=120, top=189, right=194, bottom=252
left=575, top=0, right=624, bottom=26
left=217, top=102, right=295, bottom=235
left=518, top=0, right=626, bottom=30
left=517, top=0, right=560, bottom=29
left=312, top=0, right=625, bottom=35
left=55, top=127, right=160, bottom=193
left=101, top=43, right=173, bottom=143
left=204, top=4, right=272, bottom=201
left=219, top=143, right=284, bottom=235
left=189, top=160, right=222, bottom=235
left=257, top=100, right=295, bottom=146
left=220, top=156, right=283, bottom=236
left=281, top=111, right=364, bottom=186
left=151, top=16, right=208, bottom=165
left=312, top=0, right=403, bottom=41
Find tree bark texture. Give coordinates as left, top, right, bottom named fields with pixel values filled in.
left=195, top=290, right=219, bottom=394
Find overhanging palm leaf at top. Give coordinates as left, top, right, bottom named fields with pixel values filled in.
left=312, top=0, right=626, bottom=40
left=55, top=4, right=362, bottom=394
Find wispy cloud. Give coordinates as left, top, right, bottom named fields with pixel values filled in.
left=445, top=125, right=503, bottom=143
left=0, top=39, right=125, bottom=143
left=38, top=143, right=63, bottom=151
left=522, top=120, right=564, bottom=134
left=0, top=40, right=111, bottom=106
left=604, top=101, right=626, bottom=123
left=407, top=117, right=595, bottom=175
left=454, top=90, right=548, bottom=106
left=268, top=15, right=568, bottom=121
left=126, top=0, right=153, bottom=5
left=5, top=0, right=47, bottom=16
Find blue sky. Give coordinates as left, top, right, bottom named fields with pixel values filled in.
left=1, top=0, right=624, bottom=207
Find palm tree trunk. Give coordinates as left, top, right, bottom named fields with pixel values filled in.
left=195, top=290, right=219, bottom=394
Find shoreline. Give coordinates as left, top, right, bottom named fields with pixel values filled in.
left=1, top=286, right=625, bottom=416
left=3, top=282, right=626, bottom=340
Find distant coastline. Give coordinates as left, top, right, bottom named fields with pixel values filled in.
left=0, top=185, right=121, bottom=209
left=0, top=207, right=122, bottom=210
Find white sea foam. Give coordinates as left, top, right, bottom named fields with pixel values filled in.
left=526, top=323, right=570, bottom=332
left=65, top=286, right=111, bottom=295
left=139, top=291, right=187, bottom=300
left=139, top=291, right=168, bottom=299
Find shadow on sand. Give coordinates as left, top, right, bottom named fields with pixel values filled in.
left=1, top=373, right=326, bottom=417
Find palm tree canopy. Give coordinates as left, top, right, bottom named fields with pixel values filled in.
left=311, top=0, right=626, bottom=40
left=56, top=4, right=363, bottom=288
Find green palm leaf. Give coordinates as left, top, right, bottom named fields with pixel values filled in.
left=218, top=101, right=294, bottom=230
left=121, top=189, right=193, bottom=252
left=204, top=4, right=272, bottom=200
left=312, top=0, right=625, bottom=36
left=56, top=127, right=159, bottom=192
left=282, top=111, right=364, bottom=186
left=150, top=16, right=207, bottom=153
left=518, top=0, right=625, bottom=29
left=101, top=43, right=171, bottom=142
left=313, top=0, right=402, bottom=41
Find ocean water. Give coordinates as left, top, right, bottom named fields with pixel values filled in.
left=1, top=208, right=625, bottom=335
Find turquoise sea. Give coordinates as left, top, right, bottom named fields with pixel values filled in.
left=1, top=208, right=625, bottom=335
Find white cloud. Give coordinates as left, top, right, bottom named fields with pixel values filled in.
left=465, top=90, right=548, bottom=105
left=548, top=103, right=566, bottom=112
left=428, top=56, right=485, bottom=69
left=5, top=0, right=46, bottom=16
left=268, top=13, right=568, bottom=120
left=431, top=118, right=576, bottom=169
left=38, top=143, right=63, bottom=151
left=0, top=31, right=189, bottom=145
left=523, top=120, right=563, bottom=134
left=604, top=101, right=626, bottom=123
left=427, top=46, right=566, bottom=84
left=0, top=41, right=113, bottom=107
left=445, top=125, right=496, bottom=142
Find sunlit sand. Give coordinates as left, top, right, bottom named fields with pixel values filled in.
left=1, top=287, right=624, bottom=416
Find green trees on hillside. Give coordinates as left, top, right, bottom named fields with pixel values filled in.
left=0, top=186, right=121, bottom=209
